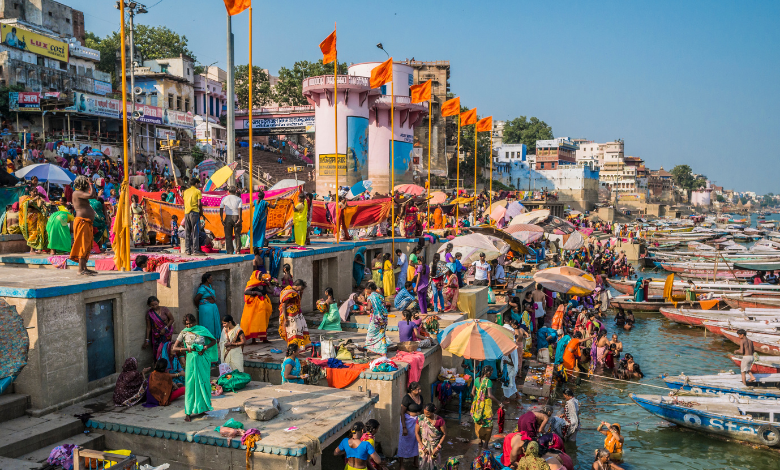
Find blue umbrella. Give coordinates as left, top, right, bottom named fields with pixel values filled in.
left=348, top=180, right=372, bottom=198
left=15, top=163, right=77, bottom=185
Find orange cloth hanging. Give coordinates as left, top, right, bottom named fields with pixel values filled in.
left=698, top=299, right=720, bottom=310
left=325, top=363, right=369, bottom=389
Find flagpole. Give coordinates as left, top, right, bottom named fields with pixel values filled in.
left=455, top=115, right=460, bottom=235
left=426, top=95, right=432, bottom=231
left=119, top=0, right=130, bottom=270
left=334, top=22, right=339, bottom=244
left=474, top=121, right=478, bottom=217
left=489, top=131, right=493, bottom=214
left=391, top=72, right=395, bottom=254
left=248, top=6, right=254, bottom=244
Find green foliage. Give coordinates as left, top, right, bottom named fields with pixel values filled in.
left=715, top=194, right=726, bottom=203
left=0, top=84, right=26, bottom=118
left=761, top=194, right=775, bottom=207
left=85, top=26, right=196, bottom=87
left=502, top=116, right=553, bottom=153
left=670, top=165, right=707, bottom=202
left=446, top=105, right=492, bottom=186
left=740, top=196, right=749, bottom=205
left=191, top=145, right=206, bottom=167
left=234, top=65, right=273, bottom=109
left=273, top=60, right=348, bottom=106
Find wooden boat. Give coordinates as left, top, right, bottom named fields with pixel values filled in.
left=734, top=261, right=780, bottom=271
left=607, top=278, right=780, bottom=298
left=720, top=329, right=780, bottom=356
left=610, top=295, right=724, bottom=312
left=730, top=355, right=780, bottom=374
left=656, top=261, right=756, bottom=279
left=664, top=372, right=780, bottom=399
left=631, top=393, right=780, bottom=447
left=726, top=297, right=780, bottom=309
left=659, top=307, right=780, bottom=327
left=703, top=320, right=780, bottom=337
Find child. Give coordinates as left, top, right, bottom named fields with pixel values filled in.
left=170, top=214, right=180, bottom=247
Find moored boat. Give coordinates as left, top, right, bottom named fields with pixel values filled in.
left=631, top=393, right=780, bottom=447
left=703, top=320, right=780, bottom=337
left=730, top=355, right=780, bottom=374
left=725, top=297, right=780, bottom=309
left=719, top=329, right=780, bottom=356
left=664, top=372, right=780, bottom=399
left=607, top=278, right=780, bottom=298
left=659, top=307, right=780, bottom=327
left=610, top=295, right=725, bottom=312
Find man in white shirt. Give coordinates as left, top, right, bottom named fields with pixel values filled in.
left=395, top=248, right=408, bottom=289
left=472, top=252, right=491, bottom=286
left=219, top=186, right=243, bottom=254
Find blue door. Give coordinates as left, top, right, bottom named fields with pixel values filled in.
left=86, top=300, right=116, bottom=382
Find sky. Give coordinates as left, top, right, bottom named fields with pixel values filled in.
left=74, top=0, right=779, bottom=193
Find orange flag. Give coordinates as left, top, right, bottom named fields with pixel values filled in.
left=460, top=108, right=477, bottom=126
left=319, top=30, right=337, bottom=64
left=476, top=116, right=493, bottom=133
left=410, top=79, right=432, bottom=104
left=441, top=97, right=460, bottom=117
left=223, top=0, right=251, bottom=15
left=370, top=57, right=393, bottom=89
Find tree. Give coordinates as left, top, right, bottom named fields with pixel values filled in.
left=502, top=116, right=553, bottom=153
left=85, top=26, right=196, bottom=87
left=234, top=65, right=273, bottom=109
left=671, top=164, right=707, bottom=201
left=715, top=194, right=726, bottom=203
left=447, top=105, right=492, bottom=187
left=273, top=60, right=348, bottom=106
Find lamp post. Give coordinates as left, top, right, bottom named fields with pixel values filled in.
left=115, top=1, right=147, bottom=172
left=376, top=43, right=389, bottom=58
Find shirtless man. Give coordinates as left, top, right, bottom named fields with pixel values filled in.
left=531, top=283, right=547, bottom=329
left=735, top=329, right=757, bottom=385
left=69, top=175, right=97, bottom=275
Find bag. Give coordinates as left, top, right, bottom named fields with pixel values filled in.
left=321, top=338, right=337, bottom=360
left=487, top=287, right=495, bottom=304
left=216, top=371, right=251, bottom=392
left=335, top=345, right=353, bottom=361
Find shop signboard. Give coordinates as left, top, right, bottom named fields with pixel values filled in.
left=8, top=92, right=40, bottom=111
left=128, top=103, right=164, bottom=124
left=94, top=80, right=112, bottom=96
left=1, top=24, right=68, bottom=62
left=70, top=92, right=122, bottom=118
left=156, top=128, right=176, bottom=140
left=318, top=153, right=347, bottom=176
left=167, top=110, right=194, bottom=128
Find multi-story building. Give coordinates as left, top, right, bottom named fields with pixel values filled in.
left=575, top=139, right=624, bottom=170
left=193, top=65, right=235, bottom=157
left=534, top=137, right=578, bottom=170
left=407, top=60, right=450, bottom=179
left=648, top=167, right=674, bottom=202
left=492, top=120, right=505, bottom=148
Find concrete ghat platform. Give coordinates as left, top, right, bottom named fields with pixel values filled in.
left=58, top=382, right=378, bottom=470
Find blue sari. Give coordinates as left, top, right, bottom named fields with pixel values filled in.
left=281, top=357, right=304, bottom=384
left=353, top=247, right=367, bottom=286
left=197, top=284, right=221, bottom=340
left=252, top=199, right=270, bottom=248
left=555, top=335, right=571, bottom=365
left=365, top=292, right=388, bottom=354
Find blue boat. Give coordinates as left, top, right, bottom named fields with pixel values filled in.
left=631, top=393, right=780, bottom=447
left=664, top=372, right=780, bottom=400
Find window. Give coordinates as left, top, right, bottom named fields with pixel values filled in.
left=49, top=11, right=53, bottom=16
left=160, top=64, right=169, bottom=73
left=184, top=99, right=190, bottom=113
left=66, top=18, right=70, bottom=23
left=168, top=95, right=174, bottom=108
left=37, top=56, right=44, bottom=66
left=176, top=97, right=181, bottom=110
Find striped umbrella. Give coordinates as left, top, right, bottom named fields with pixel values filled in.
left=533, top=266, right=596, bottom=295
left=439, top=319, right=517, bottom=360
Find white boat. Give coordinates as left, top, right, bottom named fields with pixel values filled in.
left=664, top=372, right=780, bottom=399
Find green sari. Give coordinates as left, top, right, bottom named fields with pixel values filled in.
left=46, top=210, right=73, bottom=253
left=89, top=199, right=107, bottom=245
left=178, top=326, right=218, bottom=416
left=317, top=302, right=342, bottom=331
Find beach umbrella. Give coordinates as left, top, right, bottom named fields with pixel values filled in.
left=269, top=179, right=305, bottom=190
left=0, top=298, right=29, bottom=394
left=203, top=162, right=238, bottom=192
left=504, top=201, right=526, bottom=219
left=439, top=319, right=517, bottom=360
left=429, top=191, right=448, bottom=205
left=15, top=163, right=76, bottom=185
left=469, top=226, right=530, bottom=255
left=348, top=180, right=373, bottom=198
left=487, top=199, right=508, bottom=213
left=394, top=183, right=426, bottom=196
left=504, top=224, right=545, bottom=244
left=533, top=266, right=596, bottom=295
left=562, top=230, right=585, bottom=250
left=509, top=209, right=550, bottom=226
left=489, top=205, right=507, bottom=222
left=437, top=233, right=508, bottom=263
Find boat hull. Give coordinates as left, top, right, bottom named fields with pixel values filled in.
left=611, top=298, right=724, bottom=312
left=664, top=379, right=780, bottom=400
left=720, top=329, right=780, bottom=356
left=729, top=355, right=780, bottom=374
left=726, top=298, right=780, bottom=309
left=631, top=394, right=780, bottom=446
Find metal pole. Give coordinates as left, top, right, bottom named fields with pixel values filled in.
left=248, top=6, right=254, bottom=243
left=119, top=0, right=131, bottom=271
left=128, top=11, right=136, bottom=173
left=226, top=13, right=236, bottom=186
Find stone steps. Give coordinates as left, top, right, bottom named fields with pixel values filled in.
left=0, top=394, right=29, bottom=423
left=17, top=431, right=105, bottom=465
left=0, top=414, right=84, bottom=458
left=0, top=455, right=40, bottom=470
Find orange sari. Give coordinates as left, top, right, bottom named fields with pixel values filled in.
left=433, top=207, right=444, bottom=229
left=562, top=338, right=581, bottom=372
left=240, top=271, right=272, bottom=340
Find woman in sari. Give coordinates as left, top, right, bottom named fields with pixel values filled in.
left=143, top=296, right=173, bottom=360
left=633, top=277, right=645, bottom=302
left=219, top=315, right=245, bottom=372
left=19, top=192, right=48, bottom=253
left=562, top=331, right=582, bottom=372
left=443, top=264, right=459, bottom=312
left=130, top=195, right=149, bottom=245
left=371, top=253, right=383, bottom=287
left=240, top=271, right=272, bottom=343
left=471, top=366, right=500, bottom=450
left=281, top=343, right=307, bottom=384
left=172, top=314, right=218, bottom=421
left=416, top=403, right=447, bottom=470
left=364, top=282, right=388, bottom=355
left=353, top=247, right=367, bottom=288
left=382, top=253, right=395, bottom=299
left=193, top=272, right=221, bottom=340
left=113, top=357, right=144, bottom=406
left=142, top=358, right=185, bottom=407
left=292, top=193, right=308, bottom=246
left=279, top=280, right=311, bottom=348
left=433, top=206, right=444, bottom=229
left=252, top=190, right=277, bottom=249
left=46, top=208, right=74, bottom=254
left=89, top=197, right=108, bottom=248
left=318, top=287, right=342, bottom=331
left=516, top=441, right=551, bottom=470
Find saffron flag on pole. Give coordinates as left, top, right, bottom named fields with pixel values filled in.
left=441, top=97, right=460, bottom=117
left=460, top=108, right=477, bottom=126
left=370, top=57, right=393, bottom=89
left=410, top=79, right=432, bottom=104
left=223, top=0, right=251, bottom=15
left=476, top=116, right=493, bottom=133
left=319, top=30, right=337, bottom=64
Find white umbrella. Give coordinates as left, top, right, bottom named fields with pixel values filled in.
left=437, top=233, right=509, bottom=264
left=509, top=209, right=550, bottom=226
left=269, top=179, right=305, bottom=190
left=15, top=163, right=76, bottom=185
left=562, top=231, right=585, bottom=250
left=504, top=201, right=526, bottom=219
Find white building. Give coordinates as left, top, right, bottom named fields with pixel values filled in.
left=492, top=120, right=505, bottom=148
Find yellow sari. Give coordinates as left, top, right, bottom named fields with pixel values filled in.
left=19, top=196, right=47, bottom=251
left=383, top=259, right=395, bottom=298
left=293, top=201, right=308, bottom=246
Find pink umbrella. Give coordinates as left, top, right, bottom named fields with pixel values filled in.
left=394, top=184, right=426, bottom=196
left=504, top=224, right=545, bottom=244
left=489, top=205, right=507, bottom=222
